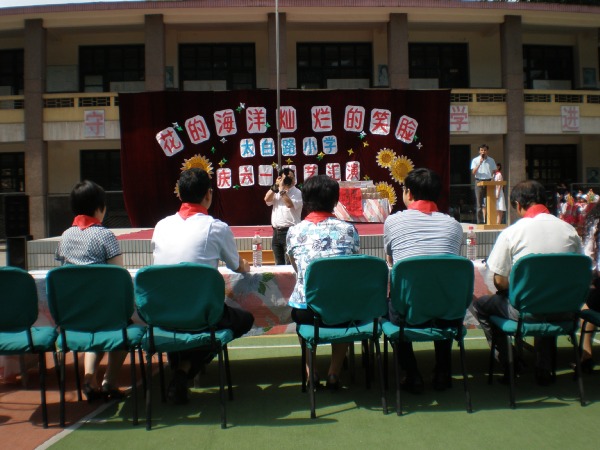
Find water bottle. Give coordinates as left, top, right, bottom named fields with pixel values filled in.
left=466, top=226, right=477, bottom=261
left=252, top=232, right=263, bottom=268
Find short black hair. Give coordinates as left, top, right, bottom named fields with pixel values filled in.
left=479, top=144, right=489, bottom=151
left=497, top=163, right=502, bottom=170
left=281, top=167, right=295, bottom=176
left=510, top=180, right=546, bottom=210
left=404, top=168, right=442, bottom=202
left=70, top=180, right=106, bottom=217
left=302, top=175, right=339, bottom=213
left=178, top=168, right=211, bottom=203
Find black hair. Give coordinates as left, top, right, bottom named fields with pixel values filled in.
left=70, top=180, right=106, bottom=217
left=302, top=175, right=339, bottom=213
left=497, top=163, right=502, bottom=170
left=281, top=167, right=295, bottom=176
left=479, top=144, right=489, bottom=151
left=509, top=180, right=546, bottom=210
left=178, top=168, right=211, bottom=203
left=404, top=168, right=442, bottom=202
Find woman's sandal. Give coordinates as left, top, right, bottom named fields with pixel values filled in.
left=101, top=384, right=126, bottom=401
left=326, top=374, right=341, bottom=391
left=83, top=383, right=102, bottom=403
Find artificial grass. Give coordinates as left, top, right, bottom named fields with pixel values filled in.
left=47, top=331, right=600, bottom=450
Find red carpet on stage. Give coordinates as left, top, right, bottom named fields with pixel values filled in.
left=117, top=223, right=384, bottom=240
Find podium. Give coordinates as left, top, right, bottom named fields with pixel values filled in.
left=477, top=180, right=507, bottom=230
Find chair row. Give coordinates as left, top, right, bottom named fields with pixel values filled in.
left=0, top=253, right=596, bottom=429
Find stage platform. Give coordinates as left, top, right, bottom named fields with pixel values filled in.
left=25, top=223, right=501, bottom=270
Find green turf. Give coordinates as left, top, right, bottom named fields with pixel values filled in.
left=49, top=330, right=600, bottom=450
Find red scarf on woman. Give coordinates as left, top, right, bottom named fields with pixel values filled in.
left=305, top=212, right=335, bottom=224
left=178, top=203, right=209, bottom=220
left=407, top=200, right=438, bottom=214
left=523, top=204, right=550, bottom=219
left=72, top=215, right=101, bottom=230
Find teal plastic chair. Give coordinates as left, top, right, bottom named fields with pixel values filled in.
left=0, top=267, right=58, bottom=428
left=382, top=255, right=474, bottom=416
left=487, top=253, right=592, bottom=408
left=297, top=255, right=389, bottom=419
left=134, top=263, right=235, bottom=430
left=46, top=265, right=146, bottom=427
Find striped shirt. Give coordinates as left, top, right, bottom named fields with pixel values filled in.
left=383, top=210, right=463, bottom=263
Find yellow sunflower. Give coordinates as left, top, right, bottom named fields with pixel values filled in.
left=389, top=155, right=414, bottom=184
left=180, top=154, right=214, bottom=177
left=375, top=181, right=397, bottom=207
left=376, top=148, right=397, bottom=169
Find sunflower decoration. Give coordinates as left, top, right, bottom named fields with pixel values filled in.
left=376, top=148, right=397, bottom=169
left=389, top=155, right=415, bottom=184
left=174, top=154, right=214, bottom=197
left=375, top=181, right=397, bottom=207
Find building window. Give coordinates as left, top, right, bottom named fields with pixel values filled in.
left=523, top=45, right=573, bottom=89
left=80, top=150, right=122, bottom=191
left=409, top=43, right=469, bottom=89
left=79, top=45, right=145, bottom=92
left=0, top=49, right=24, bottom=95
left=297, top=43, right=372, bottom=89
left=526, top=144, right=577, bottom=187
left=0, top=152, right=25, bottom=193
left=179, top=44, right=256, bottom=90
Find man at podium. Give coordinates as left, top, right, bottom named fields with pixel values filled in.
left=471, top=144, right=497, bottom=224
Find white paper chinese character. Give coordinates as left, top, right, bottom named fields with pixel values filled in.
left=156, top=127, right=184, bottom=156
left=311, top=106, right=332, bottom=132
left=185, top=115, right=211, bottom=144
left=258, top=165, right=274, bottom=186
left=345, top=161, right=360, bottom=181
left=279, top=106, right=297, bottom=133
left=214, top=109, right=238, bottom=137
left=216, top=168, right=232, bottom=189
left=239, top=165, right=255, bottom=186
left=370, top=109, right=391, bottom=135
left=344, top=105, right=365, bottom=132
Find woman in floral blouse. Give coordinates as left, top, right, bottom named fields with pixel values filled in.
left=286, top=175, right=360, bottom=389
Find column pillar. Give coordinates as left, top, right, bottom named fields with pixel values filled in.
left=145, top=14, right=165, bottom=91
left=24, top=19, right=47, bottom=239
left=388, top=13, right=409, bottom=89
left=268, top=12, right=287, bottom=89
left=501, top=15, right=525, bottom=223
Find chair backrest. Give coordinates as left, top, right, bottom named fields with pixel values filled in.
left=390, top=255, right=474, bottom=325
left=0, top=266, right=38, bottom=331
left=509, top=253, right=592, bottom=316
left=134, top=263, right=225, bottom=331
left=46, top=264, right=134, bottom=332
left=304, top=255, right=389, bottom=325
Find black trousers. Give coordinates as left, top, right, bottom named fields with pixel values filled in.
left=271, top=227, right=290, bottom=265
left=168, top=304, right=254, bottom=379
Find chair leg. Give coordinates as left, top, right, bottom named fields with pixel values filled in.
left=364, top=341, right=371, bottom=390
left=383, top=336, right=389, bottom=391
left=300, top=339, right=307, bottom=393
left=73, top=351, right=82, bottom=402
left=571, top=332, right=587, bottom=407
left=38, top=352, right=48, bottom=428
left=308, top=346, right=317, bottom=419
left=391, top=341, right=402, bottom=416
left=158, top=352, right=166, bottom=403
left=373, top=336, right=387, bottom=415
left=349, top=343, right=356, bottom=384
left=224, top=345, right=233, bottom=401
left=129, top=348, right=138, bottom=426
left=138, top=347, right=147, bottom=397
left=488, top=334, right=496, bottom=385
left=458, top=338, right=473, bottom=413
left=59, top=351, right=66, bottom=427
left=218, top=348, right=227, bottom=429
left=145, top=352, right=153, bottom=431
left=506, top=335, right=516, bottom=409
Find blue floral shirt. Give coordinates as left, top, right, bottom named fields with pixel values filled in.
left=286, top=217, right=360, bottom=309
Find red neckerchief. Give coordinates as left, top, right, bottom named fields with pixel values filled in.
left=178, top=202, right=209, bottom=220
left=305, top=212, right=335, bottom=224
left=407, top=200, right=438, bottom=215
left=523, top=204, right=550, bottom=219
left=72, top=215, right=102, bottom=230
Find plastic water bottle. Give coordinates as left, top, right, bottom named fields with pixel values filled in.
left=466, top=226, right=477, bottom=261
left=252, top=232, right=263, bottom=268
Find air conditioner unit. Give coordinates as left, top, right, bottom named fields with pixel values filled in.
left=183, top=80, right=227, bottom=91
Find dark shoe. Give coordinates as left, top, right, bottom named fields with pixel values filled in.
left=326, top=374, right=341, bottom=391
left=400, top=373, right=424, bottom=394
left=570, top=358, right=595, bottom=375
left=167, top=369, right=189, bottom=405
left=535, top=368, right=555, bottom=386
left=101, top=384, right=126, bottom=401
left=432, top=372, right=452, bottom=391
left=83, top=383, right=102, bottom=403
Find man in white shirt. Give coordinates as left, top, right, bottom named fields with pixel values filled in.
left=152, top=168, right=254, bottom=404
left=471, top=180, right=582, bottom=385
left=471, top=144, right=497, bottom=224
left=264, top=168, right=303, bottom=265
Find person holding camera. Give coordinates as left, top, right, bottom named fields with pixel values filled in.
left=264, top=168, right=303, bottom=265
left=471, top=144, right=497, bottom=224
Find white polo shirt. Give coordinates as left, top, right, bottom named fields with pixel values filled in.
left=266, top=185, right=303, bottom=228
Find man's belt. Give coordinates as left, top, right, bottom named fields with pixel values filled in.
left=476, top=178, right=492, bottom=182
left=272, top=226, right=290, bottom=232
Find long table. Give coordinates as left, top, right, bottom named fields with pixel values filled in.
left=0, top=261, right=495, bottom=383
